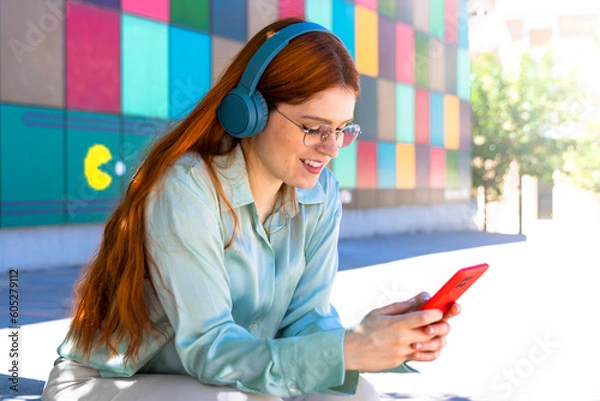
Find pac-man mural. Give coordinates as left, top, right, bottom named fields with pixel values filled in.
left=0, top=0, right=471, bottom=228
left=85, top=144, right=114, bottom=191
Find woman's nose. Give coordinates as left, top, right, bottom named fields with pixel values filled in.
left=316, top=133, right=339, bottom=158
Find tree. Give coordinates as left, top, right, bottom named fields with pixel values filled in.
left=471, top=51, right=584, bottom=232
left=471, top=53, right=514, bottom=230
left=564, top=129, right=600, bottom=193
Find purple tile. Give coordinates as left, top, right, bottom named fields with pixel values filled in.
left=378, top=16, right=396, bottom=81
left=416, top=145, right=430, bottom=188
left=459, top=100, right=472, bottom=149
left=82, top=0, right=120, bottom=10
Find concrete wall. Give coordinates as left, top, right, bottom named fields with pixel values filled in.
left=0, top=224, right=102, bottom=273
left=1, top=203, right=477, bottom=273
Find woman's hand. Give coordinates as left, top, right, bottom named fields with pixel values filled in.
left=343, top=293, right=460, bottom=372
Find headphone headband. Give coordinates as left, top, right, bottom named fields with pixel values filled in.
left=217, top=21, right=335, bottom=138
left=238, top=22, right=330, bottom=94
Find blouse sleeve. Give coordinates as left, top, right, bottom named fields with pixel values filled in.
left=144, top=163, right=349, bottom=397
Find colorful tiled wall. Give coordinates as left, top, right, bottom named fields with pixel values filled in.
left=0, top=0, right=471, bottom=228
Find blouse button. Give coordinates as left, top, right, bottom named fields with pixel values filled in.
left=289, top=383, right=298, bottom=393
left=250, top=323, right=258, bottom=331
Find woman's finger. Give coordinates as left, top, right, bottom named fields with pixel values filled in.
left=410, top=350, right=441, bottom=362
left=373, top=298, right=416, bottom=316
left=422, top=320, right=451, bottom=337
left=442, top=302, right=461, bottom=320
left=412, top=335, right=447, bottom=352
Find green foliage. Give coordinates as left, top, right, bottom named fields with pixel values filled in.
left=565, top=131, right=600, bottom=193
left=471, top=51, right=584, bottom=202
left=471, top=53, right=513, bottom=202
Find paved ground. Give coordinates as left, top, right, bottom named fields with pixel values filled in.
left=1, top=220, right=599, bottom=400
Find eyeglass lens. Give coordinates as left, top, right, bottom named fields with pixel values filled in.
left=304, top=125, right=360, bottom=149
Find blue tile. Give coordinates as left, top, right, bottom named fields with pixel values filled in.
left=170, top=27, right=212, bottom=118
left=333, top=0, right=355, bottom=60
left=357, top=75, right=378, bottom=140
left=378, top=142, right=396, bottom=188
left=429, top=91, right=444, bottom=147
left=212, top=0, right=247, bottom=42
left=396, top=0, right=413, bottom=24
left=307, top=0, right=333, bottom=30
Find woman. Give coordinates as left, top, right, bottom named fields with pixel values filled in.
left=42, top=18, right=459, bottom=401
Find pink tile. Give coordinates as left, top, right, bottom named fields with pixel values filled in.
left=396, top=22, right=415, bottom=85
left=355, top=0, right=378, bottom=10
left=279, top=0, right=305, bottom=18
left=357, top=141, right=378, bottom=188
left=415, top=89, right=430, bottom=145
left=67, top=2, right=120, bottom=113
left=445, top=0, right=458, bottom=44
left=122, top=0, right=169, bottom=22
left=430, top=147, right=446, bottom=188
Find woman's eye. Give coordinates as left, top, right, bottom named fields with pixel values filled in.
left=307, top=127, right=324, bottom=135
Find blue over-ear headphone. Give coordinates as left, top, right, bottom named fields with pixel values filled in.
left=217, top=21, right=330, bottom=138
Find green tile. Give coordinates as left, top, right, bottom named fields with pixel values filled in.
left=457, top=48, right=471, bottom=100
left=0, top=105, right=65, bottom=227
left=332, top=141, right=357, bottom=189
left=379, top=0, right=396, bottom=18
left=66, top=111, right=122, bottom=224
left=429, top=0, right=444, bottom=38
left=122, top=15, right=169, bottom=118
left=306, top=0, right=333, bottom=30
left=171, top=0, right=210, bottom=32
left=415, top=32, right=430, bottom=88
left=122, top=116, right=167, bottom=188
left=395, top=83, right=415, bottom=143
left=446, top=149, right=459, bottom=187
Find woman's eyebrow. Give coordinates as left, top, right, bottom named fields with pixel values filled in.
left=298, top=114, right=354, bottom=125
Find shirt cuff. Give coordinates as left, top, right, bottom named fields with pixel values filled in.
left=324, top=369, right=360, bottom=395
left=278, top=328, right=348, bottom=396
left=378, top=362, right=420, bottom=374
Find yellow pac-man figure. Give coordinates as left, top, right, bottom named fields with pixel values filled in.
left=85, top=144, right=112, bottom=191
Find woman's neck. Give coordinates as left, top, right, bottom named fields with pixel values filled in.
left=240, top=142, right=283, bottom=223
left=251, top=178, right=281, bottom=224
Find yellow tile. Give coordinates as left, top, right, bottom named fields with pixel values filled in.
left=444, top=95, right=460, bottom=149
left=396, top=143, right=416, bottom=189
left=355, top=6, right=378, bottom=77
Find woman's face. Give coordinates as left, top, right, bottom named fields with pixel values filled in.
left=243, top=86, right=356, bottom=190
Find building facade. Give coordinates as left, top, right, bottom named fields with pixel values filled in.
left=0, top=0, right=473, bottom=271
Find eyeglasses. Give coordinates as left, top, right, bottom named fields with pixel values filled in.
left=270, top=107, right=361, bottom=149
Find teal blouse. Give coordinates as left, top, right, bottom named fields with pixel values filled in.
left=58, top=145, right=415, bottom=397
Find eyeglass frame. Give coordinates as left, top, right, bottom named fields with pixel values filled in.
left=269, top=106, right=361, bottom=149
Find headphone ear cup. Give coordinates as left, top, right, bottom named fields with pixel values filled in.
left=217, top=87, right=269, bottom=138
left=250, top=90, right=269, bottom=136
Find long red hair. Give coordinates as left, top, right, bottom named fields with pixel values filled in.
left=68, top=17, right=360, bottom=364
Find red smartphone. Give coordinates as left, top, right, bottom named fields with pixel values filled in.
left=418, top=263, right=489, bottom=314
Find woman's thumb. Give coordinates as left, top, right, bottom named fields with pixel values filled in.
left=374, top=298, right=416, bottom=316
